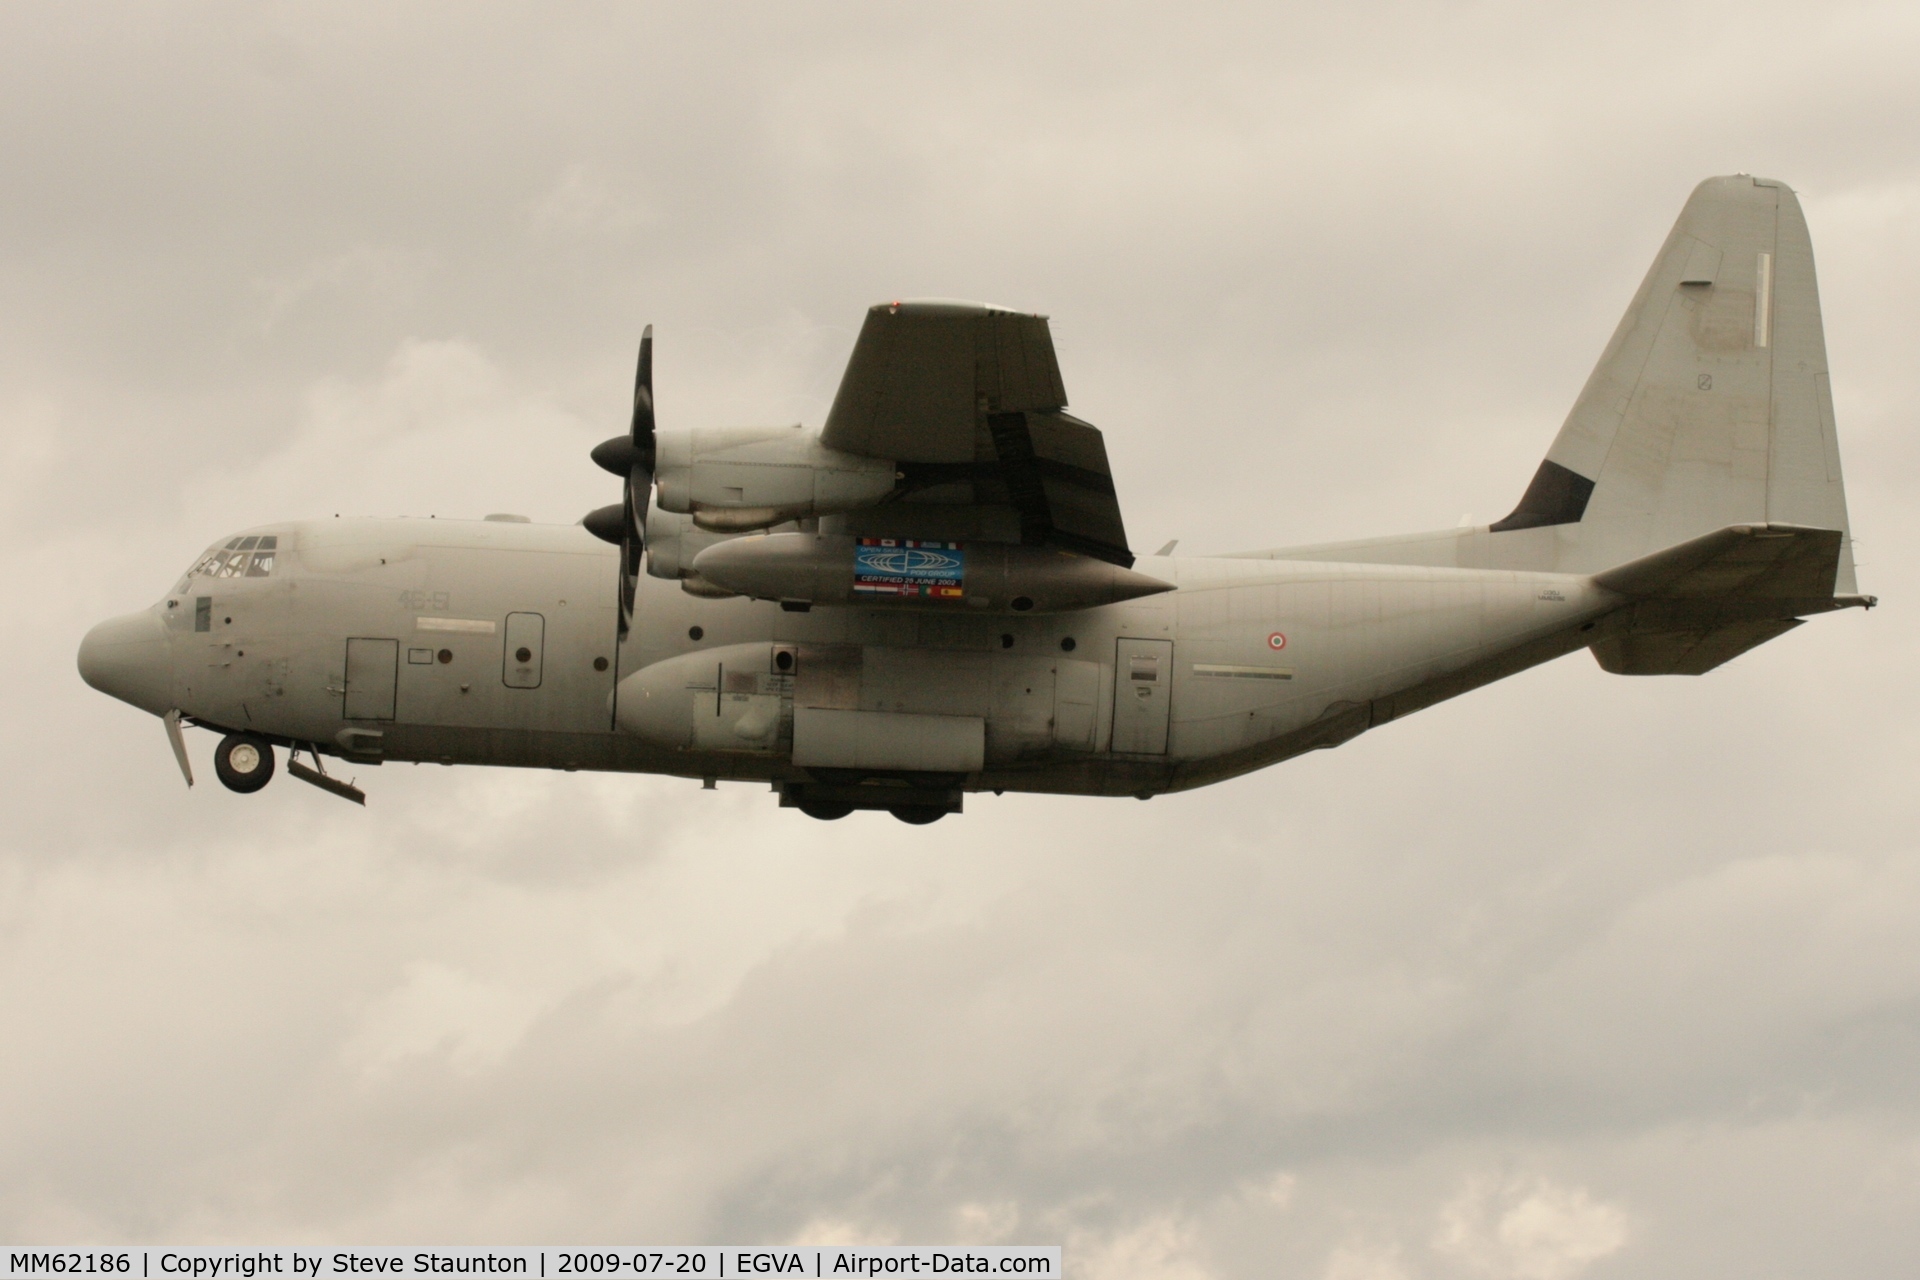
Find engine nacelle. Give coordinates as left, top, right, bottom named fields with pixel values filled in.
left=642, top=508, right=737, bottom=584
left=689, top=533, right=1173, bottom=613
left=653, top=426, right=896, bottom=531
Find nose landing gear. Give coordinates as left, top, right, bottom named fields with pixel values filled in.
left=214, top=732, right=275, bottom=793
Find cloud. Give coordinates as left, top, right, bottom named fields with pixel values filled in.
left=1433, top=1177, right=1629, bottom=1280
left=341, top=960, right=549, bottom=1076
left=1321, top=1241, right=1410, bottom=1280
left=1069, top=1215, right=1215, bottom=1280
left=527, top=164, right=659, bottom=240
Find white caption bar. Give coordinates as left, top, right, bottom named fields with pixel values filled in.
left=0, top=1250, right=1059, bottom=1280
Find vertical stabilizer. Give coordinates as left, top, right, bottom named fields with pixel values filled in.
left=1500, top=175, right=1855, bottom=589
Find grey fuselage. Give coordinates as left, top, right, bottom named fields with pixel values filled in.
left=93, top=515, right=1620, bottom=799
left=77, top=177, right=1873, bottom=811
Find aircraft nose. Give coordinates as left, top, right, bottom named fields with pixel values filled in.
left=77, top=609, right=173, bottom=715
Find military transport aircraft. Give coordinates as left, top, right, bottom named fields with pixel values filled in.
left=79, top=175, right=1872, bottom=822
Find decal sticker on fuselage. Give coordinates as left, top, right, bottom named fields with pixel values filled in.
left=853, top=538, right=965, bottom=599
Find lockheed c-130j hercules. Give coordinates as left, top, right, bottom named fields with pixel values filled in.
left=79, top=175, right=1873, bottom=822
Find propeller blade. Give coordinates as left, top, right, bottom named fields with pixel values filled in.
left=617, top=484, right=638, bottom=638
left=618, top=571, right=638, bottom=637
left=630, top=325, right=655, bottom=446
left=622, top=487, right=643, bottom=572
left=608, top=324, right=656, bottom=641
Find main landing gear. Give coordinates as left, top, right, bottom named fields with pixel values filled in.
left=793, top=798, right=947, bottom=824
left=214, top=732, right=275, bottom=793
left=775, top=781, right=965, bottom=824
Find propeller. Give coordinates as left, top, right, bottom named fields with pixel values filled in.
left=584, top=325, right=657, bottom=638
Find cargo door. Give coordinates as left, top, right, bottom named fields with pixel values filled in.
left=1111, top=638, right=1172, bottom=754
left=503, top=612, right=545, bottom=689
left=344, top=637, right=399, bottom=721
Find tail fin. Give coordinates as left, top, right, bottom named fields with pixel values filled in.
left=1495, top=175, right=1856, bottom=591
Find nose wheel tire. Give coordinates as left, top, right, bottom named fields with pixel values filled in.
left=214, top=732, right=275, bottom=793
left=797, top=800, right=854, bottom=821
left=890, top=806, right=945, bottom=825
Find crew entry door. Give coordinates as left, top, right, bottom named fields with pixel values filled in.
left=344, top=638, right=398, bottom=721
left=1112, top=638, right=1172, bottom=754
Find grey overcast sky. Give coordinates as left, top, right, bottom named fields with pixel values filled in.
left=5, top=3, right=1919, bottom=1276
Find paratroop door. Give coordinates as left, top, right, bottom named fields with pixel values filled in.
left=503, top=612, right=545, bottom=689
left=344, top=638, right=398, bottom=721
left=1111, top=638, right=1172, bottom=754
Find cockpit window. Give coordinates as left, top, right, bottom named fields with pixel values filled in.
left=187, top=535, right=279, bottom=581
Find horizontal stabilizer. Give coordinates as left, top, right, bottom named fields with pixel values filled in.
left=1592, top=618, right=1802, bottom=676
left=1594, top=522, right=1842, bottom=601
left=1589, top=522, right=1871, bottom=675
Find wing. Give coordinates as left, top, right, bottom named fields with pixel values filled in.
left=819, top=299, right=1135, bottom=567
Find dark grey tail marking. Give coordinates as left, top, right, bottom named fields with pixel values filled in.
left=1490, top=459, right=1596, bottom=532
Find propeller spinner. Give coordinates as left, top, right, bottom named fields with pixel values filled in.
left=584, top=325, right=657, bottom=637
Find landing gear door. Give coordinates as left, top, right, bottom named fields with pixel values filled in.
left=344, top=638, right=398, bottom=721
left=1111, top=637, right=1172, bottom=755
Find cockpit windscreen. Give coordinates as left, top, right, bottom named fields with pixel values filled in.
left=188, top=535, right=279, bottom=580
